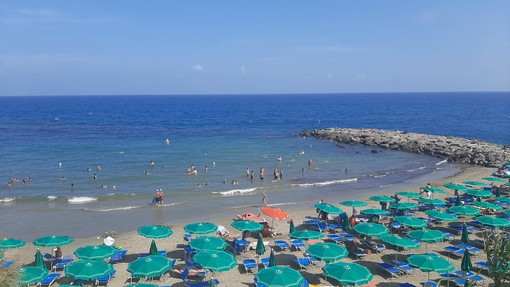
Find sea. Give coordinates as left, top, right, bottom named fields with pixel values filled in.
left=0, top=92, right=509, bottom=240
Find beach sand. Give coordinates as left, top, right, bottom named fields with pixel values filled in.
left=5, top=165, right=498, bottom=287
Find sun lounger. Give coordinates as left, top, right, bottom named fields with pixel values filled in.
left=455, top=244, right=481, bottom=256
left=453, top=276, right=485, bottom=286
left=302, top=218, right=322, bottom=226
left=184, top=233, right=192, bottom=241
left=378, top=262, right=403, bottom=278
left=260, top=257, right=270, bottom=269
left=400, top=284, right=417, bottom=287
left=96, top=269, right=116, bottom=286
left=181, top=268, right=219, bottom=287
left=217, top=225, right=230, bottom=237
left=110, top=249, right=127, bottom=263
left=390, top=261, right=414, bottom=274
left=303, top=253, right=320, bottom=265
left=474, top=261, right=489, bottom=269
left=420, top=281, right=437, bottom=287
left=39, top=273, right=61, bottom=287
left=444, top=246, right=465, bottom=257
left=184, top=247, right=197, bottom=259
left=139, top=250, right=167, bottom=257
left=52, top=259, right=73, bottom=272
left=273, top=240, right=290, bottom=252
left=230, top=239, right=250, bottom=254
left=242, top=258, right=258, bottom=273
left=293, top=256, right=312, bottom=270
left=340, top=233, right=357, bottom=242
left=0, top=261, right=14, bottom=268
left=291, top=239, right=305, bottom=251
left=349, top=248, right=367, bottom=259
left=173, top=267, right=209, bottom=278
left=328, top=223, right=343, bottom=233
left=440, top=231, right=454, bottom=240
left=326, top=234, right=344, bottom=244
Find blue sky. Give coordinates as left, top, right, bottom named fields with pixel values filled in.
left=1, top=1, right=509, bottom=96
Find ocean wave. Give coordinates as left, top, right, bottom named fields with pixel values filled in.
left=84, top=205, right=143, bottom=212
left=268, top=202, right=298, bottom=207
left=436, top=159, right=448, bottom=165
left=291, top=178, right=357, bottom=187
left=47, top=196, right=58, bottom=201
left=406, top=166, right=426, bottom=172
left=68, top=196, right=98, bottom=204
left=0, top=197, right=15, bottom=203
left=212, top=188, right=257, bottom=196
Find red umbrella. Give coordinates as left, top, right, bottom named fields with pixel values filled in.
left=261, top=207, right=288, bottom=230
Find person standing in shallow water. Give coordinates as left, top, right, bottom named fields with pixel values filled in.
left=260, top=168, right=265, bottom=180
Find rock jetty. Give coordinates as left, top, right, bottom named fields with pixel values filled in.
left=301, top=128, right=510, bottom=167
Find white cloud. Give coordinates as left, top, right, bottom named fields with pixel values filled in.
left=192, top=64, right=204, bottom=72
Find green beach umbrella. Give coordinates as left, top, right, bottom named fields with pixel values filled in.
left=408, top=229, right=446, bottom=243
left=407, top=254, right=454, bottom=281
left=184, top=222, right=218, bottom=235
left=255, top=234, right=265, bottom=256
left=463, top=181, right=487, bottom=187
left=461, top=248, right=472, bottom=273
left=424, top=210, right=458, bottom=222
left=423, top=187, right=447, bottom=194
left=323, top=261, right=374, bottom=286
left=231, top=220, right=263, bottom=232
left=476, top=215, right=510, bottom=228
left=193, top=250, right=237, bottom=272
left=397, top=191, right=422, bottom=199
left=443, top=183, right=469, bottom=191
left=506, top=182, right=510, bottom=186
left=127, top=255, right=173, bottom=278
left=354, top=223, right=388, bottom=237
left=465, top=189, right=492, bottom=198
left=496, top=197, right=510, bottom=203
left=503, top=209, right=510, bottom=216
left=256, top=266, right=307, bottom=287
left=472, top=201, right=503, bottom=211
left=369, top=195, right=396, bottom=203
left=138, top=225, right=173, bottom=239
left=482, top=177, right=506, bottom=183
left=340, top=200, right=367, bottom=208
left=461, top=223, right=469, bottom=244
left=306, top=243, right=348, bottom=262
left=33, top=235, right=73, bottom=247
left=65, top=259, right=114, bottom=281
left=390, top=203, right=419, bottom=210
left=289, top=230, right=325, bottom=240
left=0, top=238, right=26, bottom=249
left=315, top=203, right=343, bottom=214
left=269, top=249, right=276, bottom=267
left=394, top=216, right=427, bottom=228
left=360, top=209, right=390, bottom=216
left=448, top=206, right=481, bottom=216
left=74, top=245, right=117, bottom=260
left=18, top=266, right=49, bottom=285
left=419, top=198, right=445, bottom=206
left=289, top=219, right=296, bottom=234
left=189, top=236, right=227, bottom=251
left=34, top=249, right=46, bottom=269
left=149, top=240, right=159, bottom=255
left=378, top=234, right=419, bottom=249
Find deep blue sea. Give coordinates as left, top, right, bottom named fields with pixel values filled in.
left=1, top=92, right=509, bottom=240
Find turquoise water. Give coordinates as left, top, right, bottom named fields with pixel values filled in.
left=0, top=92, right=508, bottom=239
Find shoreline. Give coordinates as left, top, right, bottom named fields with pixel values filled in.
left=6, top=164, right=497, bottom=287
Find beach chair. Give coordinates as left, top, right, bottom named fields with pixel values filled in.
left=340, top=233, right=357, bottom=242
left=110, top=249, right=127, bottom=263
left=291, top=239, right=305, bottom=251
left=0, top=261, right=14, bottom=268
left=303, top=253, right=320, bottom=265
left=230, top=240, right=249, bottom=254
left=328, top=223, right=343, bottom=233
left=390, top=261, right=414, bottom=275
left=349, top=248, right=367, bottom=259
left=420, top=281, right=437, bottom=287
left=302, top=218, right=322, bottom=226
left=293, top=255, right=312, bottom=270
left=184, top=233, right=192, bottom=241
left=260, top=257, right=270, bottom=269
left=140, top=250, right=167, bottom=258
left=95, top=269, right=116, bottom=286
left=444, top=246, right=465, bottom=257
left=52, top=259, right=73, bottom=272
left=474, top=261, right=489, bottom=270
left=242, top=258, right=258, bottom=273
left=217, top=225, right=230, bottom=237
left=455, top=244, right=481, bottom=256
left=399, top=284, right=417, bottom=287
left=184, top=247, right=197, bottom=259
left=181, top=268, right=219, bottom=287
left=326, top=234, right=344, bottom=244
left=39, top=273, right=61, bottom=287
left=440, top=231, right=454, bottom=241
left=273, top=240, right=290, bottom=252
left=453, top=276, right=485, bottom=286
left=378, top=262, right=403, bottom=278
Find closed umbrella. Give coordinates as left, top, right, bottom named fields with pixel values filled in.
left=394, top=216, right=427, bottom=228
left=193, top=250, right=237, bottom=272
left=465, top=189, right=492, bottom=198
left=306, top=243, right=348, bottom=262
left=315, top=203, right=343, bottom=214
left=34, top=249, right=46, bottom=269
left=472, top=201, right=503, bottom=211
left=269, top=249, right=276, bottom=267
left=476, top=216, right=510, bottom=228
left=407, top=254, right=454, bottom=282
left=74, top=245, right=117, bottom=260
left=33, top=235, right=73, bottom=247
left=127, top=255, right=173, bottom=278
left=256, top=266, right=307, bottom=287
left=138, top=225, right=173, bottom=239
left=460, top=248, right=472, bottom=273
left=354, top=223, right=388, bottom=237
left=289, top=219, right=296, bottom=234
left=184, top=222, right=218, bottom=235
left=461, top=223, right=469, bottom=244
left=65, top=260, right=114, bottom=281
left=149, top=240, right=158, bottom=255
left=289, top=230, right=325, bottom=240
left=231, top=220, right=263, bottom=232
left=323, top=261, right=373, bottom=286
left=424, top=210, right=457, bottom=222
left=255, top=235, right=265, bottom=256
left=189, top=236, right=227, bottom=251
left=18, top=266, right=49, bottom=285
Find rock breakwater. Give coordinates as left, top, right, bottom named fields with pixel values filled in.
left=301, top=128, right=509, bottom=167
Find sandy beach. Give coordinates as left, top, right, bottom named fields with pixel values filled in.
left=4, top=164, right=499, bottom=287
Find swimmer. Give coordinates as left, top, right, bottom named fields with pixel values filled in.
left=149, top=161, right=155, bottom=167
left=60, top=176, right=66, bottom=181
left=97, top=165, right=102, bottom=172
left=277, top=156, right=283, bottom=161
left=112, top=185, right=117, bottom=190
left=58, top=162, right=62, bottom=168
left=212, top=161, right=216, bottom=166
left=165, top=138, right=170, bottom=145
left=299, top=150, right=305, bottom=156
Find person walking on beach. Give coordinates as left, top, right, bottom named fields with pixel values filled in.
left=262, top=192, right=268, bottom=207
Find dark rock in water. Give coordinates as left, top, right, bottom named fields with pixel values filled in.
left=301, top=128, right=510, bottom=167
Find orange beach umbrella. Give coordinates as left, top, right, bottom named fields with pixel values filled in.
left=261, top=207, right=288, bottom=220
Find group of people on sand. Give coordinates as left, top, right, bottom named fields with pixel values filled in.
left=152, top=189, right=164, bottom=205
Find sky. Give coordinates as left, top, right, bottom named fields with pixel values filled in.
left=0, top=1, right=509, bottom=96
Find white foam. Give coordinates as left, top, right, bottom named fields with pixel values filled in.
left=47, top=196, right=58, bottom=201
left=85, top=206, right=142, bottom=212
left=212, top=188, right=257, bottom=196
left=406, top=166, right=426, bottom=172
left=292, top=178, right=357, bottom=187
left=68, top=196, right=98, bottom=204
left=436, top=159, right=448, bottom=166
left=267, top=202, right=298, bottom=207
left=0, top=197, right=15, bottom=203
